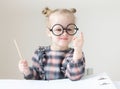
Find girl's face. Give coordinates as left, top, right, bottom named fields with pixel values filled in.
left=47, top=12, right=75, bottom=49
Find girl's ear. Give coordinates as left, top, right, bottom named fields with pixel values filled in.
left=46, top=28, right=51, bottom=37
left=48, top=34, right=51, bottom=37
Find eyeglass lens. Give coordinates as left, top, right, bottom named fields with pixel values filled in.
left=50, top=24, right=78, bottom=36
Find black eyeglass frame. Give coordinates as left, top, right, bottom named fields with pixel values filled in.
left=49, top=23, right=79, bottom=36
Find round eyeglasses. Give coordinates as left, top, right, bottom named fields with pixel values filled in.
left=49, top=23, right=79, bottom=36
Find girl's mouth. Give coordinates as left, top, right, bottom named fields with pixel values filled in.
left=59, top=38, right=68, bottom=40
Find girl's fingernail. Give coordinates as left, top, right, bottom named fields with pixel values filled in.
left=73, top=37, right=77, bottom=40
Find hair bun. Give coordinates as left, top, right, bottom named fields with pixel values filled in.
left=42, top=7, right=52, bottom=17
left=70, top=8, right=76, bottom=13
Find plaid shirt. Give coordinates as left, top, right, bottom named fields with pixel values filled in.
left=24, top=46, right=85, bottom=81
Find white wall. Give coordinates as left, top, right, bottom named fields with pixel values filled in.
left=0, top=0, right=120, bottom=80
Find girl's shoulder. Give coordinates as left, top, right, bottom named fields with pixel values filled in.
left=32, top=46, right=50, bottom=61
left=38, top=46, right=50, bottom=51
left=34, top=46, right=50, bottom=53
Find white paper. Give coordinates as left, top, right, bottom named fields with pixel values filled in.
left=0, top=73, right=117, bottom=89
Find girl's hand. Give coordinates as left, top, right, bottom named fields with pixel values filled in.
left=72, top=32, right=84, bottom=62
left=18, top=59, right=31, bottom=75
left=73, top=32, right=84, bottom=51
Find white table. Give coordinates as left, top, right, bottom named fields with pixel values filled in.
left=114, top=81, right=120, bottom=89
left=0, top=79, right=119, bottom=89
left=0, top=73, right=119, bottom=89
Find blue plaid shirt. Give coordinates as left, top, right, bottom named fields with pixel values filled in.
left=24, top=46, right=85, bottom=81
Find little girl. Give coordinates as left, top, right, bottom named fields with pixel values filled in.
left=18, top=7, right=85, bottom=81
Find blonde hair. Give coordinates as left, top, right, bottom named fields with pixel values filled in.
left=42, top=7, right=77, bottom=27
left=42, top=7, right=76, bottom=17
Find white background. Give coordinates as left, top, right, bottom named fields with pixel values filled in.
left=0, top=0, right=120, bottom=80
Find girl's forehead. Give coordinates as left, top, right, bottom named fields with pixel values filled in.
left=48, top=13, right=75, bottom=26
left=50, top=12, right=74, bottom=19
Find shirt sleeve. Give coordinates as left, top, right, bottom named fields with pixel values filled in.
left=65, top=52, right=85, bottom=81
left=24, top=46, right=46, bottom=80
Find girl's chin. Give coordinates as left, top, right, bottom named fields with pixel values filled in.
left=58, top=43, right=69, bottom=47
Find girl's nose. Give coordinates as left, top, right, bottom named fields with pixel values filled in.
left=62, top=30, right=68, bottom=36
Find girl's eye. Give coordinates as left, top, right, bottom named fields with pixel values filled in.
left=67, top=29, right=73, bottom=31
left=55, top=28, right=62, bottom=31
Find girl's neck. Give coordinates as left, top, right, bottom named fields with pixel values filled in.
left=50, top=44, right=69, bottom=51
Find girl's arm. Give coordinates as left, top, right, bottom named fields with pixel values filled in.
left=24, top=47, right=45, bottom=80
left=65, top=52, right=85, bottom=81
